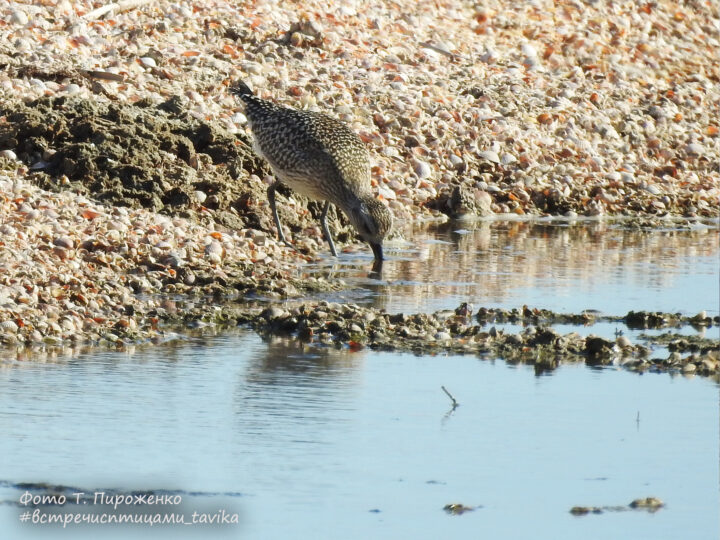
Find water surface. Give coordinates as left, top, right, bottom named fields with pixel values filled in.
left=0, top=222, right=718, bottom=539
left=0, top=333, right=717, bottom=539
left=309, top=220, right=719, bottom=318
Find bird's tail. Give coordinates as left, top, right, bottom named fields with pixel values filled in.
left=229, top=80, right=254, bottom=102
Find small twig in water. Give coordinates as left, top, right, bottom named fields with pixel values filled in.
left=441, top=386, right=459, bottom=410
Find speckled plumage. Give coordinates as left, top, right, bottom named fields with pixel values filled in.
left=230, top=81, right=392, bottom=266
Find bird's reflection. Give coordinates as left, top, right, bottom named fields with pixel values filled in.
left=300, top=220, right=718, bottom=314
left=244, top=336, right=363, bottom=383
left=231, top=336, right=364, bottom=435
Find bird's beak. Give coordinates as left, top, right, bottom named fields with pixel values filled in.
left=370, top=243, right=384, bottom=276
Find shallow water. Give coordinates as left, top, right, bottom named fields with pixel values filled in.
left=309, top=220, right=720, bottom=318
left=0, top=222, right=718, bottom=539
left=0, top=334, right=718, bottom=539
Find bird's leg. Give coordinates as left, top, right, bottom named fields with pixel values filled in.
left=320, top=200, right=339, bottom=257
left=267, top=182, right=294, bottom=249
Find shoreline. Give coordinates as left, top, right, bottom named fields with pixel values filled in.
left=2, top=298, right=719, bottom=380
left=0, top=1, right=718, bottom=374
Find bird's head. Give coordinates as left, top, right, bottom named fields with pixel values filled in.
left=348, top=196, right=393, bottom=262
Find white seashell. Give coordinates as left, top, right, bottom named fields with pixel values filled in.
left=63, top=83, right=81, bottom=95
left=500, top=153, right=517, bottom=166
left=242, top=62, right=264, bottom=75
left=412, top=160, right=432, bottom=179
left=478, top=150, right=500, bottom=163
left=53, top=236, right=74, bottom=249
left=231, top=112, right=247, bottom=125
left=621, top=172, right=635, bottom=184
left=204, top=240, right=224, bottom=257
left=139, top=57, right=157, bottom=68
left=56, top=0, right=73, bottom=15
left=0, top=320, right=18, bottom=332
left=377, top=186, right=396, bottom=200
left=521, top=43, right=538, bottom=58
left=685, top=143, right=703, bottom=156
left=448, top=154, right=464, bottom=169
left=479, top=48, right=498, bottom=63
left=155, top=241, right=173, bottom=250
left=107, top=220, right=128, bottom=232
left=10, top=10, right=29, bottom=25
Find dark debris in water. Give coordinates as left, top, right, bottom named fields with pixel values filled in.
left=570, top=497, right=664, bottom=516
left=479, top=305, right=718, bottom=331
left=443, top=503, right=480, bottom=515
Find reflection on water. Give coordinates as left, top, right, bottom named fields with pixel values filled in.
left=0, top=333, right=717, bottom=540
left=232, top=338, right=361, bottom=465
left=0, top=223, right=718, bottom=539
left=308, top=221, right=719, bottom=316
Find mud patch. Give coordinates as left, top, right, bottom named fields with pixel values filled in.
left=0, top=95, right=354, bottom=239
